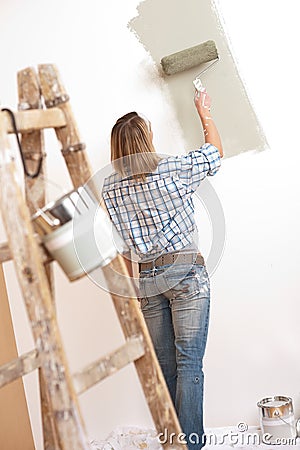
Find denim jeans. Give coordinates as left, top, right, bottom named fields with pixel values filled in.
left=139, top=263, right=210, bottom=450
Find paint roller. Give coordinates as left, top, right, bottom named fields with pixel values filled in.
left=160, top=40, right=219, bottom=91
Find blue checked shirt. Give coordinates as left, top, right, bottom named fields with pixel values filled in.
left=102, top=143, right=221, bottom=260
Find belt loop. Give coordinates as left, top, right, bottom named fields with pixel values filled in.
left=152, top=267, right=157, bottom=276
left=151, top=256, right=156, bottom=274
left=151, top=262, right=157, bottom=276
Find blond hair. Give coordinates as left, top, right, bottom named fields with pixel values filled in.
left=111, top=112, right=161, bottom=180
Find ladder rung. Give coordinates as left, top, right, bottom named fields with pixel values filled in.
left=73, top=336, right=145, bottom=395
left=0, top=337, right=145, bottom=394
left=1, top=108, right=67, bottom=134
left=0, top=349, right=41, bottom=389
left=0, top=241, right=11, bottom=263
left=0, top=239, right=52, bottom=264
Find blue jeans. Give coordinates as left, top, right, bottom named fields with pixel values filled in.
left=139, top=263, right=210, bottom=450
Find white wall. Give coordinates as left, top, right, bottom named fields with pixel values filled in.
left=205, top=0, right=300, bottom=426
left=0, top=0, right=300, bottom=447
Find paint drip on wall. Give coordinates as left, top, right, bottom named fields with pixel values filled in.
left=129, top=0, right=267, bottom=157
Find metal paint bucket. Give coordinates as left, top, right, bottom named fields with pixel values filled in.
left=32, top=186, right=124, bottom=281
left=257, top=396, right=297, bottom=443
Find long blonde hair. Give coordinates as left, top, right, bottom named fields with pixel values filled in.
left=111, top=112, right=161, bottom=180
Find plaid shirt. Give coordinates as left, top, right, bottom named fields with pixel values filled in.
left=102, top=143, right=221, bottom=260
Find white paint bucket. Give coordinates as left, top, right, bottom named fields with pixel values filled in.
left=257, top=396, right=297, bottom=443
left=32, top=186, right=124, bottom=281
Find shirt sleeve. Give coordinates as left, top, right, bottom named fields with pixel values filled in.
left=178, top=143, right=221, bottom=193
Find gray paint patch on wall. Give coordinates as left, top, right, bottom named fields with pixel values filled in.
left=129, top=0, right=267, bottom=157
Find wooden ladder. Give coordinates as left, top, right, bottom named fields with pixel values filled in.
left=0, top=65, right=187, bottom=450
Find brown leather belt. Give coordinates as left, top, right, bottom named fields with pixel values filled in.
left=139, top=252, right=205, bottom=272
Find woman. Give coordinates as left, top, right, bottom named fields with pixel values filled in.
left=102, top=89, right=223, bottom=449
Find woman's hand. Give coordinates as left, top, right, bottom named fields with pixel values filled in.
left=194, top=88, right=211, bottom=118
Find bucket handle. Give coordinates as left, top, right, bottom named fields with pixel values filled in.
left=39, top=210, right=60, bottom=228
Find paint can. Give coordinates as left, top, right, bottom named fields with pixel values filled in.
left=257, top=396, right=297, bottom=443
left=32, top=185, right=124, bottom=281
